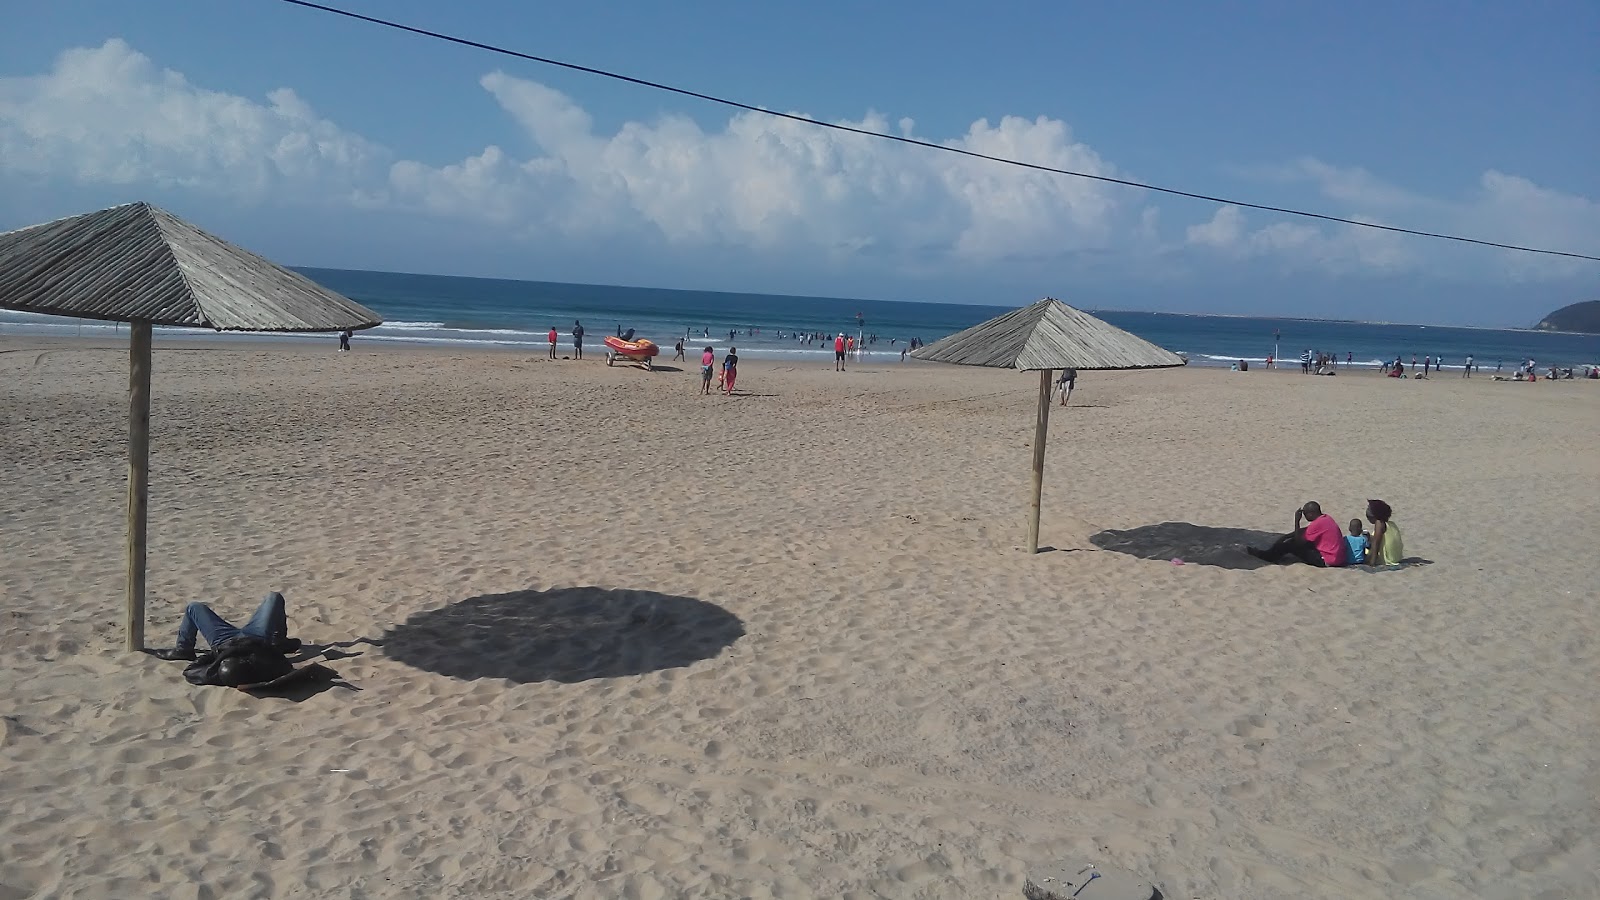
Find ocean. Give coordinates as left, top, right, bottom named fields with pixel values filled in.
left=4, top=266, right=1598, bottom=370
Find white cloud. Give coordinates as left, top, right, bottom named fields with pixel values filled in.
left=1, top=40, right=1594, bottom=283
left=1230, top=158, right=1600, bottom=279
left=1185, top=204, right=1414, bottom=273
left=1186, top=205, right=1245, bottom=247
left=384, top=72, right=1131, bottom=263
left=0, top=40, right=1133, bottom=265
left=0, top=39, right=385, bottom=201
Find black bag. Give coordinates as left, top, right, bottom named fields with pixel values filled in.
left=183, top=636, right=294, bottom=687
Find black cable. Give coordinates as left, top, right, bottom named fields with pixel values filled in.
left=271, top=0, right=1598, bottom=263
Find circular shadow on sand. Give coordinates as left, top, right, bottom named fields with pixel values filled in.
left=1091, top=522, right=1280, bottom=570
left=383, top=587, right=745, bottom=684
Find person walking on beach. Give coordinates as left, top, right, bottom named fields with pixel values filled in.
left=1300, top=349, right=1312, bottom=374
left=722, top=347, right=739, bottom=395
left=673, top=339, right=686, bottom=362
left=700, top=346, right=715, bottom=395
left=1463, top=354, right=1473, bottom=377
left=337, top=329, right=351, bottom=352
left=1058, top=368, right=1077, bottom=406
left=547, top=326, right=558, bottom=359
left=834, top=333, right=847, bottom=371
left=572, top=320, right=585, bottom=360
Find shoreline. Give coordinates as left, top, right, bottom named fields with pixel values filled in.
left=7, top=327, right=1582, bottom=373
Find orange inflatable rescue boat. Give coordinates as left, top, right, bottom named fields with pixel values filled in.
left=604, top=335, right=660, bottom=368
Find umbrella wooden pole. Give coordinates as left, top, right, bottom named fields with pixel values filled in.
left=1027, top=369, right=1053, bottom=553
left=125, top=322, right=152, bottom=651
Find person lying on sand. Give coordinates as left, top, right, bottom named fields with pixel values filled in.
left=150, top=592, right=312, bottom=688
left=1247, top=501, right=1347, bottom=567
left=151, top=591, right=301, bottom=661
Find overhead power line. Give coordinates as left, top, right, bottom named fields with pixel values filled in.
left=273, top=0, right=1598, bottom=263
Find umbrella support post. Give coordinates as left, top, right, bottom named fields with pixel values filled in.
left=1027, top=369, right=1053, bottom=553
left=125, top=322, right=152, bottom=652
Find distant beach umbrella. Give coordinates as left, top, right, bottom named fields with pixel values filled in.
left=0, top=202, right=381, bottom=650
left=910, top=297, right=1184, bottom=553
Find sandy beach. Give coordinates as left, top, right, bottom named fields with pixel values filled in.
left=1, top=334, right=1595, bottom=899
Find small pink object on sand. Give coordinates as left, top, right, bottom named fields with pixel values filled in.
left=1171, top=558, right=1184, bottom=565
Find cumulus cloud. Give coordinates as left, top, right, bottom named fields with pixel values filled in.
left=381, top=71, right=1132, bottom=263
left=1226, top=157, right=1600, bottom=279
left=1185, top=204, right=1413, bottom=273
left=1, top=39, right=1594, bottom=282
left=0, top=39, right=386, bottom=201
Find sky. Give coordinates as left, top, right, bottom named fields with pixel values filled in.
left=1, top=0, right=1596, bottom=327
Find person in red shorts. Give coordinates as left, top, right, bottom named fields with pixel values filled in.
left=722, top=347, right=739, bottom=395
left=1247, top=501, right=1347, bottom=567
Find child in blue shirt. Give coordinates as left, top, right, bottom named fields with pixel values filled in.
left=1345, top=519, right=1369, bottom=565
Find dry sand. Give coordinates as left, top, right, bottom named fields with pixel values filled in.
left=1, top=335, right=1596, bottom=899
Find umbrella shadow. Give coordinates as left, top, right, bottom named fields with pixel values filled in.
left=382, top=587, right=745, bottom=684
left=1090, top=522, right=1279, bottom=570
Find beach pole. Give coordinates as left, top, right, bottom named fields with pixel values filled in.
left=1026, top=369, right=1053, bottom=554
left=125, top=321, right=152, bottom=652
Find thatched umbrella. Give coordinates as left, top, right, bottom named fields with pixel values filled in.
left=0, top=202, right=381, bottom=650
left=910, top=297, right=1184, bottom=553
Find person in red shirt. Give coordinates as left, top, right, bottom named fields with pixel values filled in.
left=547, top=326, right=557, bottom=359
left=1247, top=501, right=1347, bottom=567
left=834, top=333, right=847, bottom=371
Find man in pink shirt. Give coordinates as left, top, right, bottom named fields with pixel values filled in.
left=1247, top=501, right=1347, bottom=567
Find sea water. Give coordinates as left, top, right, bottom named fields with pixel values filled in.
left=3, top=267, right=1597, bottom=370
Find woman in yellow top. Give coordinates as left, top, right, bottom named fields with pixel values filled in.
left=1365, top=499, right=1404, bottom=566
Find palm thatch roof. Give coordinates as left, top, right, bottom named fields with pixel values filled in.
left=910, top=297, right=1183, bottom=371
left=0, top=202, right=380, bottom=331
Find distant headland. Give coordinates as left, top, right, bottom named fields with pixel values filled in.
left=1535, top=300, right=1600, bottom=334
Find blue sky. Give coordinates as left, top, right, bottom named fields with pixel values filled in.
left=3, top=0, right=1596, bottom=326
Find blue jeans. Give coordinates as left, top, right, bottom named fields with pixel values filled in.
left=175, top=592, right=287, bottom=650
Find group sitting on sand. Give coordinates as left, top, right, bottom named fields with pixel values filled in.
left=1248, top=499, right=1404, bottom=567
